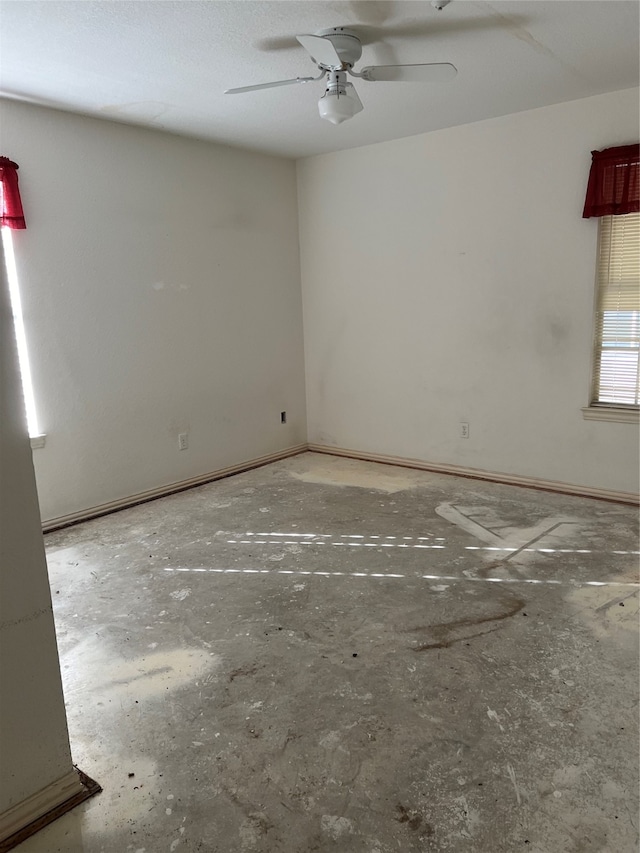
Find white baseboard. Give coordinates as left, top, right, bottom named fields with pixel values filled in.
left=42, top=444, right=307, bottom=533
left=0, top=769, right=84, bottom=846
left=307, top=444, right=640, bottom=506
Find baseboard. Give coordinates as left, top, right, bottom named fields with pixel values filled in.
left=41, top=440, right=637, bottom=532
left=0, top=767, right=101, bottom=851
left=42, top=444, right=308, bottom=533
left=307, top=444, right=640, bottom=506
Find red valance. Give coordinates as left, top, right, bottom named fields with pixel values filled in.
left=0, top=156, right=26, bottom=229
left=582, top=143, right=640, bottom=218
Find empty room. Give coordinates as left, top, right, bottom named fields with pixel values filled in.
left=0, top=1, right=638, bottom=852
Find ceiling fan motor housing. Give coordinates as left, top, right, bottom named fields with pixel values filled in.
left=317, top=28, right=363, bottom=69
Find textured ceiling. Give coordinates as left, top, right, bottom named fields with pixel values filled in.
left=0, top=1, right=638, bottom=159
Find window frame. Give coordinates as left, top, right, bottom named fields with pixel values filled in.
left=583, top=212, right=639, bottom=423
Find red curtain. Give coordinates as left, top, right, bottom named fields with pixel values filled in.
left=0, top=156, right=26, bottom=229
left=583, top=143, right=640, bottom=218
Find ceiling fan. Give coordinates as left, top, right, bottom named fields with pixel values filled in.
left=225, top=27, right=457, bottom=125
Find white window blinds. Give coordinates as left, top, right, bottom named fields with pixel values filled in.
left=592, top=213, right=640, bottom=407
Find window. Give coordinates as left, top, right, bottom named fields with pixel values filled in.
left=2, top=226, right=42, bottom=440
left=0, top=156, right=44, bottom=445
left=591, top=213, right=640, bottom=410
left=582, top=143, right=639, bottom=422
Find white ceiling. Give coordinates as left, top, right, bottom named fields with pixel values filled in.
left=0, top=1, right=638, bottom=159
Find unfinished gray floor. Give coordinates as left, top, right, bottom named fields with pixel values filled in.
left=16, top=453, right=640, bottom=853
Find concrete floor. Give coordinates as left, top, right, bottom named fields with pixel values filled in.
left=15, top=452, right=639, bottom=853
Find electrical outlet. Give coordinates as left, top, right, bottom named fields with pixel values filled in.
left=460, top=422, right=469, bottom=439
left=178, top=433, right=189, bottom=451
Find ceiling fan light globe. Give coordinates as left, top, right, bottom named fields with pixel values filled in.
left=318, top=83, right=363, bottom=125
left=318, top=97, right=350, bottom=124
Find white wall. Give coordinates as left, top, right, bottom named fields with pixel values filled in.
left=0, top=101, right=306, bottom=523
left=2, top=90, right=637, bottom=517
left=298, top=88, right=640, bottom=496
left=0, top=249, right=76, bottom=820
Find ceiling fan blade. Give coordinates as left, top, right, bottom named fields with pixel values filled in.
left=225, top=76, right=319, bottom=94
left=359, top=62, right=457, bottom=82
left=296, top=34, right=342, bottom=67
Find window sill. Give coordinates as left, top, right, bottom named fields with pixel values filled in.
left=582, top=407, right=639, bottom=424
left=30, top=434, right=46, bottom=449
